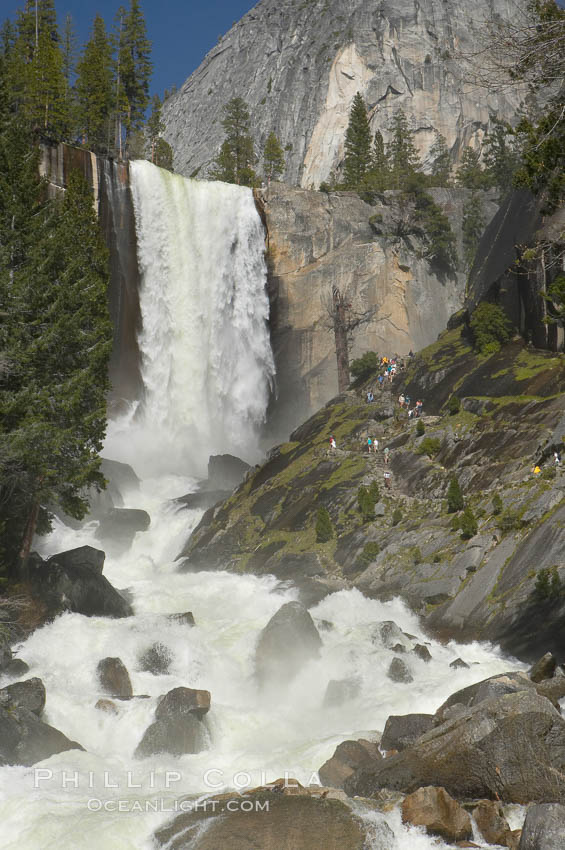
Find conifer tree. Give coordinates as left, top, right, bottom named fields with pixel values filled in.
left=342, top=92, right=372, bottom=189
left=210, top=97, right=256, bottom=186
left=263, top=131, right=285, bottom=182
left=61, top=14, right=78, bottom=139
left=118, top=0, right=152, bottom=135
left=462, top=191, right=485, bottom=269
left=460, top=506, right=478, bottom=539
left=146, top=92, right=163, bottom=161
left=447, top=475, right=464, bottom=513
left=76, top=15, right=114, bottom=151
left=456, top=146, right=485, bottom=189
left=387, top=110, right=421, bottom=190
left=154, top=136, right=173, bottom=170
left=483, top=116, right=519, bottom=196
left=429, top=132, right=452, bottom=186
left=315, top=507, right=334, bottom=542
left=369, top=129, right=389, bottom=190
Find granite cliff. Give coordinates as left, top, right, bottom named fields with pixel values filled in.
left=162, top=0, right=526, bottom=186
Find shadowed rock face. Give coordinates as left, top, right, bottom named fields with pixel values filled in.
left=255, top=601, right=322, bottom=686
left=162, top=0, right=524, bottom=187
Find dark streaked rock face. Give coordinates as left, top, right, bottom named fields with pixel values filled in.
left=162, top=0, right=524, bottom=188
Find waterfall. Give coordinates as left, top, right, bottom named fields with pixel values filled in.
left=114, top=161, right=275, bottom=477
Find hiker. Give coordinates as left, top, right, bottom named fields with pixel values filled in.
left=384, top=470, right=392, bottom=489
left=329, top=436, right=337, bottom=454
left=532, top=465, right=541, bottom=476
left=404, top=395, right=411, bottom=409
left=373, top=437, right=379, bottom=452
left=398, top=393, right=405, bottom=408
left=367, top=390, right=374, bottom=403
left=408, top=408, right=414, bottom=419
left=367, top=436, right=373, bottom=453
left=554, top=451, right=561, bottom=466
left=378, top=374, right=384, bottom=389
left=415, top=399, right=423, bottom=417
left=384, top=447, right=390, bottom=465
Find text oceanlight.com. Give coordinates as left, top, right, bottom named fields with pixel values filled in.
left=87, top=798, right=271, bottom=813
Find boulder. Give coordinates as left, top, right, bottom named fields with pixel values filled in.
left=95, top=698, right=119, bottom=714
left=29, top=552, right=132, bottom=618
left=518, top=803, right=565, bottom=849
left=435, top=672, right=535, bottom=722
left=374, top=621, right=413, bottom=651
left=381, top=714, right=436, bottom=752
left=344, top=690, right=565, bottom=803
left=529, top=653, right=557, bottom=683
left=413, top=644, right=432, bottom=662
left=139, top=643, right=172, bottom=675
left=0, top=705, right=83, bottom=766
left=255, top=601, right=322, bottom=686
left=450, top=658, right=470, bottom=669
left=46, top=545, right=105, bottom=575
left=100, top=457, right=140, bottom=494
left=0, top=641, right=11, bottom=671
left=97, top=657, right=133, bottom=698
left=155, top=787, right=378, bottom=850
left=135, top=687, right=210, bottom=758
left=401, top=786, right=473, bottom=842
left=207, top=454, right=251, bottom=490
left=1, top=658, right=30, bottom=678
left=0, top=677, right=46, bottom=716
left=168, top=611, right=195, bottom=626
left=323, top=678, right=360, bottom=708
left=318, top=739, right=381, bottom=789
left=472, top=799, right=516, bottom=848
left=534, top=676, right=565, bottom=709
left=387, top=657, right=413, bottom=683
left=95, top=508, right=150, bottom=553
left=176, top=489, right=230, bottom=510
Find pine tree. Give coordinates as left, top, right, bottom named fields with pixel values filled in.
left=315, top=507, right=334, bottom=542
left=462, top=191, right=485, bottom=269
left=460, top=506, right=478, bottom=539
left=263, top=131, right=285, bottom=182
left=146, top=93, right=163, bottom=161
left=118, top=0, right=152, bottom=135
left=342, top=92, right=372, bottom=189
left=447, top=475, right=464, bottom=513
left=76, top=15, right=114, bottom=152
left=456, top=146, right=485, bottom=189
left=483, top=116, right=519, bottom=195
left=210, top=97, right=256, bottom=186
left=154, top=136, right=173, bottom=170
left=61, top=14, right=78, bottom=139
left=387, top=110, right=421, bottom=190
left=368, top=129, right=389, bottom=190
left=429, top=132, right=452, bottom=186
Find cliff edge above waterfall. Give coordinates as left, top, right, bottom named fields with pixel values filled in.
left=180, top=329, right=565, bottom=662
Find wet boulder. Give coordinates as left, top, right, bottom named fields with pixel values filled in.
left=168, top=611, right=195, bottom=626
left=139, top=643, right=172, bottom=675
left=450, top=658, right=470, bottom=669
left=95, top=698, right=119, bottom=714
left=323, top=678, right=360, bottom=708
left=95, top=508, right=150, bottom=554
left=207, top=454, right=251, bottom=490
left=387, top=657, right=413, bottom=683
left=0, top=705, right=83, bottom=766
left=401, top=786, right=472, bottom=843
left=518, top=802, right=565, bottom=849
left=381, top=714, right=436, bottom=752
left=255, top=601, right=322, bottom=686
left=318, top=739, right=381, bottom=789
left=529, top=652, right=557, bottom=683
left=28, top=551, right=132, bottom=619
left=0, top=677, right=46, bottom=716
left=100, top=458, right=140, bottom=496
left=135, top=686, right=210, bottom=758
left=345, top=690, right=565, bottom=803
left=97, top=657, right=133, bottom=698
left=435, top=672, right=535, bottom=722
left=46, top=545, right=105, bottom=575
left=374, top=621, right=413, bottom=651
left=155, top=786, right=378, bottom=850
left=472, top=800, right=516, bottom=848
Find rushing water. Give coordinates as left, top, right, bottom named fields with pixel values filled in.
left=0, top=170, right=524, bottom=849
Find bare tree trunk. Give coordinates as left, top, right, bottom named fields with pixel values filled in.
left=332, top=287, right=350, bottom=392
left=18, top=498, right=40, bottom=578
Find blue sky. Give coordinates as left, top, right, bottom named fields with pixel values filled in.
left=2, top=0, right=258, bottom=98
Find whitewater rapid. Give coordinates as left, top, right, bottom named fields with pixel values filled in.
left=0, top=168, right=525, bottom=849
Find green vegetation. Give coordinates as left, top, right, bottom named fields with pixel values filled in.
left=392, top=507, right=403, bottom=526
left=496, top=507, right=522, bottom=532
left=447, top=476, right=464, bottom=513
left=357, top=482, right=380, bottom=522
left=350, top=351, right=378, bottom=383
left=209, top=97, right=257, bottom=186
left=413, top=188, right=458, bottom=274
left=342, top=91, right=372, bottom=190
left=358, top=541, right=380, bottom=566
left=469, top=302, right=512, bottom=355
left=492, top=493, right=503, bottom=515
left=263, top=131, right=285, bottom=182
left=417, top=436, right=441, bottom=458
left=462, top=191, right=485, bottom=269
left=315, top=507, right=334, bottom=542
left=447, top=395, right=461, bottom=415
left=460, top=506, right=478, bottom=539
left=415, top=419, right=425, bottom=437
left=534, top=566, right=563, bottom=601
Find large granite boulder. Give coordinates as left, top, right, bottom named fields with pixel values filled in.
left=255, top=601, right=322, bottom=686
left=473, top=799, right=517, bottom=848
left=155, top=787, right=378, bottom=850
left=0, top=678, right=46, bottom=716
left=0, top=705, right=83, bottom=766
left=344, top=690, right=565, bottom=803
left=45, top=545, right=105, bottom=575
left=139, top=643, right=172, bottom=675
left=381, top=714, right=436, bottom=752
left=95, top=508, right=150, bottom=554
left=97, top=658, right=133, bottom=698
left=135, top=687, right=210, bottom=758
left=29, top=551, right=132, bottom=618
left=518, top=803, right=565, bottom=849
left=207, top=454, right=251, bottom=490
left=401, top=786, right=472, bottom=842
left=319, top=739, right=381, bottom=789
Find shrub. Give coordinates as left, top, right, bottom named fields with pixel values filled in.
left=350, top=351, right=379, bottom=383
left=497, top=507, right=522, bottom=532
left=316, top=507, right=334, bottom=542
left=447, top=395, right=461, bottom=415
left=358, top=541, right=380, bottom=566
left=416, top=419, right=425, bottom=437
left=417, top=436, right=441, bottom=457
left=469, top=302, right=512, bottom=355
left=447, top=475, right=464, bottom=513
left=392, top=507, right=402, bottom=526
left=358, top=482, right=379, bottom=522
left=413, top=189, right=458, bottom=273
left=460, top=506, right=478, bottom=539
left=367, top=481, right=380, bottom=503
left=534, top=566, right=562, bottom=601
left=492, top=493, right=503, bottom=515
left=433, top=551, right=442, bottom=563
